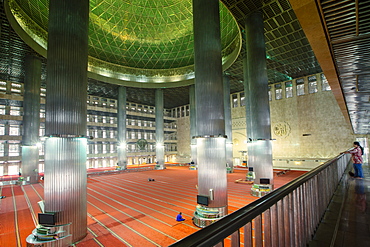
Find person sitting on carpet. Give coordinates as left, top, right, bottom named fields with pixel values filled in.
left=176, top=212, right=185, bottom=221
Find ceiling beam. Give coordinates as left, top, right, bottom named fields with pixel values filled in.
left=289, top=0, right=352, bottom=129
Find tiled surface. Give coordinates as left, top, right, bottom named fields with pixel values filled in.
left=309, top=164, right=370, bottom=247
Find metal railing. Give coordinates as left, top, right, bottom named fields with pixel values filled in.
left=169, top=153, right=351, bottom=247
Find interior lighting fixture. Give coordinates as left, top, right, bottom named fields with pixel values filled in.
left=156, top=143, right=164, bottom=148
left=118, top=143, right=126, bottom=148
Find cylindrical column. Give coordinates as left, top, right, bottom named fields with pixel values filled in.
left=3, top=162, right=8, bottom=175
left=155, top=89, right=165, bottom=169
left=117, top=86, right=127, bottom=169
left=189, top=85, right=197, bottom=166
left=192, top=0, right=227, bottom=228
left=21, top=55, right=42, bottom=184
left=224, top=74, right=233, bottom=173
left=44, top=0, right=89, bottom=242
left=22, top=55, right=42, bottom=145
left=244, top=12, right=274, bottom=194
left=4, top=123, right=9, bottom=163
left=6, top=81, right=11, bottom=94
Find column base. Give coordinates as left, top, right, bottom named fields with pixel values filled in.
left=17, top=180, right=29, bottom=186
left=226, top=166, right=233, bottom=173
left=251, top=184, right=273, bottom=197
left=18, top=175, right=40, bottom=185
left=189, top=165, right=197, bottom=170
left=192, top=205, right=227, bottom=228
left=155, top=165, right=165, bottom=170
left=26, top=223, right=72, bottom=247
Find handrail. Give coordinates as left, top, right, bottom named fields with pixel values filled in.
left=169, top=153, right=350, bottom=247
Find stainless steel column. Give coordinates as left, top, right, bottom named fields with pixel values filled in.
left=117, top=86, right=127, bottom=169
left=21, top=55, right=41, bottom=184
left=224, top=74, right=233, bottom=173
left=192, top=0, right=227, bottom=227
left=155, top=89, right=165, bottom=169
left=44, top=0, right=89, bottom=242
left=244, top=12, right=274, bottom=192
left=4, top=120, right=9, bottom=160
left=189, top=85, right=197, bottom=166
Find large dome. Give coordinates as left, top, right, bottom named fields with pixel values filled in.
left=5, top=0, right=241, bottom=86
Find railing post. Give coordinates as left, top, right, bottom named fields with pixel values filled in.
left=307, top=178, right=312, bottom=236
left=214, top=242, right=224, bottom=247
left=230, top=230, right=240, bottom=247
left=244, top=222, right=253, bottom=247
left=312, top=175, right=322, bottom=231
left=289, top=192, right=296, bottom=246
left=270, top=204, right=279, bottom=246
left=297, top=185, right=304, bottom=246
left=283, top=195, right=291, bottom=246
left=254, top=215, right=263, bottom=247
left=263, top=209, right=272, bottom=247
left=277, top=200, right=285, bottom=246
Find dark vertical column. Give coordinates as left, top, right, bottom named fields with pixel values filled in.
left=189, top=85, right=197, bottom=166
left=44, top=0, right=89, bottom=242
left=192, top=0, right=227, bottom=228
left=4, top=121, right=9, bottom=159
left=155, top=89, right=164, bottom=169
left=244, top=12, right=274, bottom=194
left=21, top=55, right=42, bottom=184
left=224, top=74, right=233, bottom=173
left=117, top=86, right=127, bottom=169
left=3, top=162, right=8, bottom=175
left=6, top=81, right=11, bottom=94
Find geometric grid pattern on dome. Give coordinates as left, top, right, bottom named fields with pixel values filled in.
left=223, top=0, right=322, bottom=86
left=2, top=0, right=323, bottom=106
left=89, top=0, right=239, bottom=70
left=2, top=0, right=369, bottom=134
left=67, top=0, right=370, bottom=138
left=8, top=0, right=241, bottom=84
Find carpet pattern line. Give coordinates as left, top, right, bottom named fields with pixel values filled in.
left=89, top=177, right=198, bottom=209
left=30, top=184, right=43, bottom=201
left=88, top=204, right=158, bottom=246
left=88, top=184, right=197, bottom=228
left=87, top=178, right=200, bottom=229
left=88, top=192, right=178, bottom=240
left=11, top=185, right=22, bottom=247
left=21, top=186, right=38, bottom=227
left=88, top=212, right=133, bottom=247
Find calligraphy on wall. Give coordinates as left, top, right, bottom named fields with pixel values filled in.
left=273, top=122, right=291, bottom=137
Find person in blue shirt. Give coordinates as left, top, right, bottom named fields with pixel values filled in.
left=176, top=212, right=185, bottom=221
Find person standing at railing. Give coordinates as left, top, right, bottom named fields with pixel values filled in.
left=342, top=141, right=364, bottom=179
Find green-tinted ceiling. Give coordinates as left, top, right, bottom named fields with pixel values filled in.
left=7, top=0, right=241, bottom=85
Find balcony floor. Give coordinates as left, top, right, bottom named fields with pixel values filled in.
left=309, top=164, right=370, bottom=247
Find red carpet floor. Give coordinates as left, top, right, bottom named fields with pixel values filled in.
left=0, top=166, right=305, bottom=247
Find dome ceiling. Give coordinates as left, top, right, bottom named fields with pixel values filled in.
left=6, top=0, right=241, bottom=86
